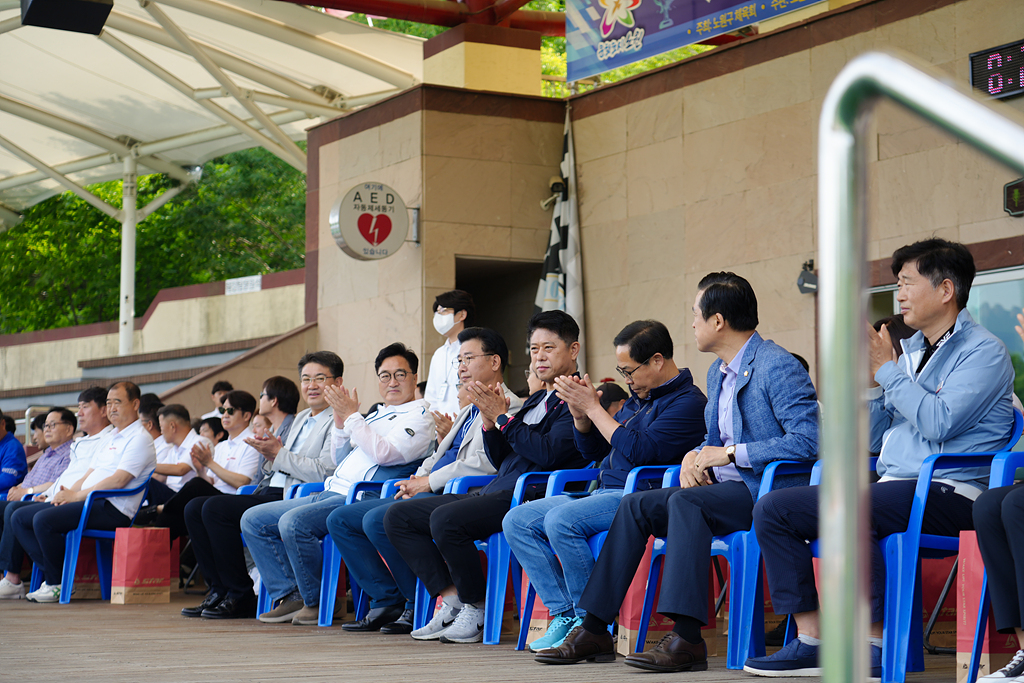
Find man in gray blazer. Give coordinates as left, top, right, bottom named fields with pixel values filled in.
left=325, top=327, right=523, bottom=634
left=181, top=351, right=342, bottom=619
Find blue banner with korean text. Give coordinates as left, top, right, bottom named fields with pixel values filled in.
left=566, top=0, right=826, bottom=82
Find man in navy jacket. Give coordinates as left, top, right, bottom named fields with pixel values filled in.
left=535, top=272, right=818, bottom=670
left=384, top=310, right=588, bottom=644
left=504, top=319, right=706, bottom=651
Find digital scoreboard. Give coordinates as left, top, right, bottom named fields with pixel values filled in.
left=970, top=39, right=1024, bottom=100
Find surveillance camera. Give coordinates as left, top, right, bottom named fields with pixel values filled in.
left=549, top=176, right=566, bottom=194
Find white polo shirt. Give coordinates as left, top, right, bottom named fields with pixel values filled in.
left=162, top=429, right=210, bottom=492
left=209, top=427, right=260, bottom=494
left=81, top=419, right=156, bottom=519
left=41, top=425, right=114, bottom=500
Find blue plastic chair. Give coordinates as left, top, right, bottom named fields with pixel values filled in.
left=514, top=465, right=664, bottom=650
left=316, top=478, right=402, bottom=627
left=236, top=484, right=257, bottom=496
left=810, top=408, right=1022, bottom=683
left=413, top=471, right=550, bottom=644
left=57, top=477, right=153, bottom=604
left=636, top=460, right=815, bottom=667
left=967, top=449, right=1024, bottom=683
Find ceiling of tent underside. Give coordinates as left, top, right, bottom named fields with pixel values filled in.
left=0, top=0, right=423, bottom=217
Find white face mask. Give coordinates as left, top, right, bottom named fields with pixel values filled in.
left=433, top=311, right=455, bottom=336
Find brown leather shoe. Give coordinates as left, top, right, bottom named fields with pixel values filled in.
left=624, top=632, right=708, bottom=672
left=534, top=625, right=616, bottom=665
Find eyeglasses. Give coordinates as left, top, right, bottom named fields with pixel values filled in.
left=222, top=407, right=240, bottom=416
left=615, top=355, right=654, bottom=380
left=300, top=374, right=334, bottom=386
left=259, top=391, right=268, bottom=398
left=43, top=422, right=71, bottom=430
left=377, top=370, right=409, bottom=383
left=454, top=353, right=495, bottom=368
left=523, top=369, right=532, bottom=380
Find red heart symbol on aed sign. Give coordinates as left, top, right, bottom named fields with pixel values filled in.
left=357, top=213, right=392, bottom=246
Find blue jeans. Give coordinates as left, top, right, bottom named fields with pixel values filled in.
left=325, top=492, right=434, bottom=610
left=240, top=491, right=346, bottom=606
left=503, top=488, right=623, bottom=619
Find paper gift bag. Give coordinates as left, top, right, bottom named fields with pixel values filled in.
left=616, top=537, right=718, bottom=656
left=111, top=527, right=171, bottom=604
left=957, top=531, right=1019, bottom=683
left=521, top=572, right=556, bottom=644
left=70, top=540, right=102, bottom=600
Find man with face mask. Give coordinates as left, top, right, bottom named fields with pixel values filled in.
left=424, top=290, right=475, bottom=418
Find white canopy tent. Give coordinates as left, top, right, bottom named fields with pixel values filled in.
left=0, top=0, right=423, bottom=353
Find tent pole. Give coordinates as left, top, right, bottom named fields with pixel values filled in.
left=118, top=156, right=138, bottom=356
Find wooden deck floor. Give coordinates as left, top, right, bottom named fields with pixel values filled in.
left=0, top=590, right=958, bottom=682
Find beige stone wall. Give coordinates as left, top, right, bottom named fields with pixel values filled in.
left=0, top=284, right=304, bottom=390
left=140, top=285, right=305, bottom=354
left=317, top=108, right=562, bottom=395
left=573, top=0, right=1024, bottom=392
left=159, top=325, right=320, bottom=419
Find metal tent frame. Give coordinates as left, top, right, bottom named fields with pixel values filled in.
left=0, top=0, right=424, bottom=353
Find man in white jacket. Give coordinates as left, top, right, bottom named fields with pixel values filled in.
left=242, top=343, right=435, bottom=626
left=325, top=327, right=523, bottom=634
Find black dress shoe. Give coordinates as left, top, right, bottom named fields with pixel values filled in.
left=202, top=593, right=257, bottom=619
left=182, top=592, right=222, bottom=618
left=379, top=608, right=415, bottom=634
left=133, top=505, right=159, bottom=527
left=341, top=605, right=405, bottom=632
left=623, top=632, right=708, bottom=672
left=535, top=626, right=616, bottom=665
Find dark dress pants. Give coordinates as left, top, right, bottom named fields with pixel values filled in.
left=755, top=480, right=976, bottom=623
left=12, top=499, right=129, bottom=583
left=578, top=481, right=754, bottom=626
left=384, top=489, right=514, bottom=605
left=146, top=480, right=176, bottom=507
left=973, top=483, right=1024, bottom=633
left=0, top=500, right=39, bottom=575
left=184, top=489, right=281, bottom=599
left=154, top=477, right=222, bottom=539
left=326, top=492, right=435, bottom=610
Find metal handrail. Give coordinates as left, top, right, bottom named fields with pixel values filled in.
left=818, top=50, right=1024, bottom=683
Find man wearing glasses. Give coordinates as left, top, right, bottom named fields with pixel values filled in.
left=17, top=382, right=157, bottom=603
left=505, top=320, right=707, bottom=653
left=325, top=327, right=525, bottom=634
left=535, top=273, right=818, bottom=670
left=384, top=310, right=589, bottom=644
left=242, top=343, right=434, bottom=626
left=180, top=352, right=341, bottom=620
left=0, top=390, right=111, bottom=600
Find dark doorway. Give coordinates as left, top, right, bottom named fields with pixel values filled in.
left=456, top=257, right=544, bottom=396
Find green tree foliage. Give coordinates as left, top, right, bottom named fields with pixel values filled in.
left=0, top=147, right=305, bottom=334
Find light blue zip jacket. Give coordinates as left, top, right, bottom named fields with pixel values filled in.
left=870, top=308, right=1015, bottom=488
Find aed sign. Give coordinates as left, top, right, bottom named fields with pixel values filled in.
left=330, top=182, right=409, bottom=260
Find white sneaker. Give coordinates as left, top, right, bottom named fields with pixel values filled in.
left=0, top=577, right=26, bottom=599
left=410, top=600, right=460, bottom=641
left=439, top=602, right=484, bottom=643
left=25, top=581, right=61, bottom=603
left=979, top=649, right=1024, bottom=680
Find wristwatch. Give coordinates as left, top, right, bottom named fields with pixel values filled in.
left=495, top=413, right=514, bottom=428
left=725, top=445, right=737, bottom=464
left=27, top=486, right=33, bottom=495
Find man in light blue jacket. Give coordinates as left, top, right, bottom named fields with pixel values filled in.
left=746, top=238, right=1015, bottom=678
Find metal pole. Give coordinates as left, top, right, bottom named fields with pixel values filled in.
left=817, top=50, right=1024, bottom=683
left=119, top=156, right=138, bottom=356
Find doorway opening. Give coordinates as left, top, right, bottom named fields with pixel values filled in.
left=456, top=257, right=544, bottom=396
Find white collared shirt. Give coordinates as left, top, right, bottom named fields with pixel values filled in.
left=41, top=425, right=114, bottom=499
left=162, top=430, right=210, bottom=492
left=209, top=427, right=260, bottom=494
left=82, top=419, right=156, bottom=519
left=424, top=338, right=461, bottom=416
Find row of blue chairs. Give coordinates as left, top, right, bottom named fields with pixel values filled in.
left=37, top=408, right=1024, bottom=683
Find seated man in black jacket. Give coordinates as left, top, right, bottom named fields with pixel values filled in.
left=384, top=310, right=588, bottom=644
